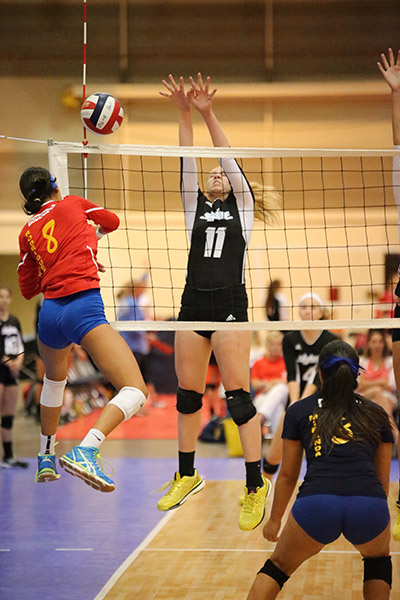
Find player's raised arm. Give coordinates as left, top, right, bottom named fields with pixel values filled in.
left=160, top=74, right=193, bottom=146
left=378, top=48, right=400, bottom=145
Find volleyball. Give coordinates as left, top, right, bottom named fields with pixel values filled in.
left=80, top=92, right=124, bottom=135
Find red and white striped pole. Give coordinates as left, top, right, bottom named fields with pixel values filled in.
left=82, top=0, right=88, bottom=195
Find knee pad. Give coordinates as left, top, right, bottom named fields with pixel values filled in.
left=1, top=415, right=14, bottom=430
left=226, top=388, right=256, bottom=426
left=363, top=556, right=392, bottom=588
left=263, top=458, right=280, bottom=475
left=176, top=387, right=203, bottom=414
left=108, top=386, right=147, bottom=421
left=40, top=375, right=67, bottom=408
left=258, top=559, right=290, bottom=589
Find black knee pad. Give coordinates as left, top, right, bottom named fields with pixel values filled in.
left=226, top=388, right=256, bottom=426
left=363, top=556, right=392, bottom=588
left=258, top=559, right=289, bottom=589
left=176, top=387, right=203, bottom=414
left=1, top=415, right=14, bottom=430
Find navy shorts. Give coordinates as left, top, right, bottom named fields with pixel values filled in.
left=291, top=494, right=390, bottom=545
left=38, top=288, right=108, bottom=349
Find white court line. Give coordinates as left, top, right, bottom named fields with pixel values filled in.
left=143, top=548, right=400, bottom=555
left=55, top=548, right=93, bottom=552
left=93, top=511, right=175, bottom=600
left=0, top=549, right=10, bottom=552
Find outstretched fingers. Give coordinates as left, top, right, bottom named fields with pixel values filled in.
left=159, top=74, right=183, bottom=98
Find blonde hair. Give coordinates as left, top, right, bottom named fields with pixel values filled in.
left=250, top=182, right=282, bottom=225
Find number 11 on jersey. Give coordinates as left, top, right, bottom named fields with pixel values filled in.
left=204, top=226, right=226, bottom=258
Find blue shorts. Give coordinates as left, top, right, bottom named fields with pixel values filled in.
left=38, top=288, right=108, bottom=349
left=291, top=494, right=390, bottom=545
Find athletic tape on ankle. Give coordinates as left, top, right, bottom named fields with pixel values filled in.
left=108, top=386, right=147, bottom=420
left=40, top=375, right=67, bottom=408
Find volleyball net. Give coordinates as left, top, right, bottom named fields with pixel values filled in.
left=48, top=140, right=400, bottom=332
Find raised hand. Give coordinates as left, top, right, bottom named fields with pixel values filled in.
left=159, top=74, right=191, bottom=111
left=187, top=72, right=218, bottom=115
left=377, top=48, right=400, bottom=93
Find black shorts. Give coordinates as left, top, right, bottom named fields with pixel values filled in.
left=178, top=284, right=248, bottom=339
left=393, top=303, right=400, bottom=343
left=0, top=366, right=17, bottom=386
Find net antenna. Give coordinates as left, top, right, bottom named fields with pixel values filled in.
left=81, top=0, right=88, bottom=197
left=47, top=141, right=400, bottom=333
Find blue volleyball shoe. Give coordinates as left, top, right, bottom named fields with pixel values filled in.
left=35, top=453, right=61, bottom=483
left=59, top=446, right=115, bottom=493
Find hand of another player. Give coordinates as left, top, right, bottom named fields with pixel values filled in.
left=377, top=48, right=400, bottom=92
left=263, top=517, right=281, bottom=542
left=97, top=261, right=106, bottom=273
left=159, top=75, right=191, bottom=111
left=187, top=73, right=217, bottom=115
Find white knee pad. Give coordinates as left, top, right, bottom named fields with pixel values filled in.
left=40, top=375, right=67, bottom=408
left=108, top=386, right=147, bottom=420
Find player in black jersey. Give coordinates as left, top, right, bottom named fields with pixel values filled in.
left=156, top=73, right=280, bottom=530
left=378, top=48, right=400, bottom=543
left=247, top=340, right=393, bottom=600
left=263, top=293, right=337, bottom=477
left=0, top=286, right=28, bottom=469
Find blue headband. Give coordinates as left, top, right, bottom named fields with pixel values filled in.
left=50, top=176, right=57, bottom=191
left=320, top=356, right=364, bottom=377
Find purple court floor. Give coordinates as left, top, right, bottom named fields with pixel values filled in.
left=0, top=458, right=398, bottom=600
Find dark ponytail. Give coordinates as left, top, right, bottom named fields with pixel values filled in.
left=19, top=167, right=57, bottom=215
left=313, top=339, right=391, bottom=449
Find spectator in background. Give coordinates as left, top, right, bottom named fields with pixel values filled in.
left=357, top=329, right=398, bottom=441
left=117, top=281, right=160, bottom=408
left=265, top=279, right=288, bottom=322
left=251, top=332, right=287, bottom=436
left=0, top=286, right=28, bottom=469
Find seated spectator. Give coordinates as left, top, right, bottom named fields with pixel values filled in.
left=251, top=332, right=287, bottom=435
left=357, top=329, right=398, bottom=440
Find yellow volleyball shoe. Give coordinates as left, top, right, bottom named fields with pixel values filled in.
left=393, top=502, right=400, bottom=542
left=239, top=475, right=272, bottom=531
left=157, top=469, right=205, bottom=511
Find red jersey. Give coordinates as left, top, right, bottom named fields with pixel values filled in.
left=251, top=355, right=286, bottom=384
left=17, top=195, right=119, bottom=299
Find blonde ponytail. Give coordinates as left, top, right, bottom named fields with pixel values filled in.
left=249, top=182, right=282, bottom=225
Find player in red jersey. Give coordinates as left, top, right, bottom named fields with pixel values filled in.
left=18, top=167, right=147, bottom=492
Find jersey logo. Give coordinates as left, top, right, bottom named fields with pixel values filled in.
left=332, top=420, right=353, bottom=445
left=226, top=314, right=236, bottom=322
left=200, top=208, right=233, bottom=222
left=295, top=344, right=302, bottom=350
left=42, top=219, right=58, bottom=254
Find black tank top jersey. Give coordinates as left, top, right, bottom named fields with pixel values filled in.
left=180, top=157, right=254, bottom=291
left=282, top=330, right=338, bottom=395
left=0, top=315, right=24, bottom=385
left=283, top=392, right=393, bottom=498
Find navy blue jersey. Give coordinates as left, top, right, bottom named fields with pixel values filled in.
left=180, top=157, right=254, bottom=291
left=283, top=392, right=393, bottom=498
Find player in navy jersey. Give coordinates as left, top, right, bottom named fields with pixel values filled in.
left=263, top=293, right=337, bottom=477
left=247, top=339, right=393, bottom=600
left=17, top=167, right=147, bottom=491
left=156, top=73, right=280, bottom=530
left=378, top=48, right=400, bottom=543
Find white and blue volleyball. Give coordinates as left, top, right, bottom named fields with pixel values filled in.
left=80, top=93, right=124, bottom=135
